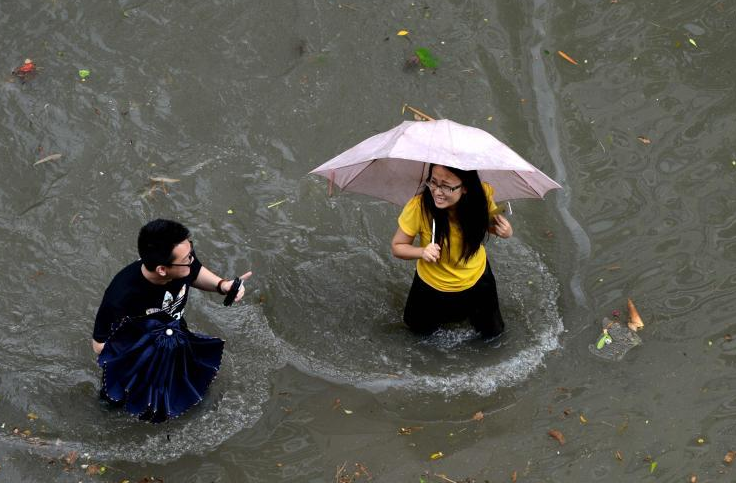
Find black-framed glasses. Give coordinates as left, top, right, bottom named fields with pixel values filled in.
left=426, top=179, right=462, bottom=195
left=168, top=241, right=195, bottom=267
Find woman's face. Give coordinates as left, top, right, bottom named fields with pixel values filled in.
left=427, top=165, right=466, bottom=210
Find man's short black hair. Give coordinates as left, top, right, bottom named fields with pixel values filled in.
left=138, top=219, right=190, bottom=271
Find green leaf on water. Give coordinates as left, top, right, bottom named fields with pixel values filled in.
left=78, top=69, right=90, bottom=79
left=650, top=461, right=657, bottom=473
left=414, top=47, right=439, bottom=69
left=543, top=49, right=550, bottom=55
left=419, top=477, right=428, bottom=483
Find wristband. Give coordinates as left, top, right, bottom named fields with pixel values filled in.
left=217, top=279, right=229, bottom=295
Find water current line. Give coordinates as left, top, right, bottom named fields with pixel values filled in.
left=529, top=0, right=591, bottom=309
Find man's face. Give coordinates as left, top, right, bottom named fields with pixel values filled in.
left=163, top=240, right=194, bottom=279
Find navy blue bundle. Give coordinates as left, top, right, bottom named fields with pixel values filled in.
left=98, top=313, right=224, bottom=423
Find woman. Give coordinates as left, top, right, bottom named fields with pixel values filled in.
left=391, top=164, right=513, bottom=337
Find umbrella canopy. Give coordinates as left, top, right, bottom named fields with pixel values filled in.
left=310, top=119, right=561, bottom=205
left=98, top=313, right=224, bottom=423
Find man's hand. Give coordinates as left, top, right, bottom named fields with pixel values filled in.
left=92, top=340, right=105, bottom=355
left=224, top=271, right=252, bottom=303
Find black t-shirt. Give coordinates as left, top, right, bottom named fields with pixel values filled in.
left=93, top=258, right=203, bottom=343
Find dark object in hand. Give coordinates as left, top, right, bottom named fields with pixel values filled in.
left=223, top=277, right=242, bottom=306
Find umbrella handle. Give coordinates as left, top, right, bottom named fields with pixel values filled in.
left=431, top=219, right=435, bottom=245
left=403, top=104, right=436, bottom=121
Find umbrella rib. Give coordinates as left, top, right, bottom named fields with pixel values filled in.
left=340, top=159, right=378, bottom=191
left=510, top=170, right=545, bottom=198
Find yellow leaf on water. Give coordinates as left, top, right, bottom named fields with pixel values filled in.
left=637, top=136, right=652, bottom=145
left=397, top=30, right=409, bottom=36
left=579, top=414, right=588, bottom=424
left=627, top=298, right=644, bottom=332
left=27, top=413, right=38, bottom=420
left=689, top=38, right=698, bottom=48
left=430, top=451, right=444, bottom=460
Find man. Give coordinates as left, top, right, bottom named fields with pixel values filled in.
left=92, top=218, right=252, bottom=354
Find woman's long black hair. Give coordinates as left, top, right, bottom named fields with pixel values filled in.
left=421, top=165, right=490, bottom=265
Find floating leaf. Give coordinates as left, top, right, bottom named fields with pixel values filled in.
left=548, top=429, right=565, bottom=445
left=397, top=30, right=409, bottom=36
left=33, top=154, right=62, bottom=166
left=472, top=411, right=484, bottom=421
left=627, top=298, right=644, bottom=331
left=596, top=330, right=612, bottom=349
left=149, top=177, right=180, bottom=183
left=398, top=426, right=423, bottom=435
left=725, top=451, right=735, bottom=464
left=27, top=413, right=38, bottom=420
left=615, top=450, right=623, bottom=461
left=414, top=47, right=439, bottom=69
left=511, top=470, right=517, bottom=482
left=343, top=409, right=353, bottom=414
left=430, top=451, right=444, bottom=460
left=689, top=475, right=698, bottom=483
left=557, top=50, right=578, bottom=65
left=689, top=38, right=698, bottom=48
left=579, top=414, right=588, bottom=424
left=78, top=69, right=91, bottom=79
left=63, top=451, right=78, bottom=466
left=650, top=461, right=658, bottom=473
left=637, top=136, right=652, bottom=145
left=227, top=209, right=234, bottom=214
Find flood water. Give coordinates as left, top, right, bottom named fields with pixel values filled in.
left=2, top=0, right=736, bottom=481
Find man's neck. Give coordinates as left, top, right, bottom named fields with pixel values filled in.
left=141, top=264, right=171, bottom=285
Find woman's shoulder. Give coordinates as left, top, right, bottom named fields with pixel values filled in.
left=481, top=182, right=495, bottom=197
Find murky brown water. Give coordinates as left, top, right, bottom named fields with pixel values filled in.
left=2, top=0, right=736, bottom=481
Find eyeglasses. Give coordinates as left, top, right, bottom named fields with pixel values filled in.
left=426, top=179, right=462, bottom=195
left=168, top=241, right=195, bottom=267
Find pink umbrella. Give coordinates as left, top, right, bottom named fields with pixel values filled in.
left=310, top=119, right=561, bottom=205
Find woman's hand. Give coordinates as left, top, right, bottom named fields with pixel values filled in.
left=491, top=215, right=513, bottom=238
left=422, top=243, right=441, bottom=263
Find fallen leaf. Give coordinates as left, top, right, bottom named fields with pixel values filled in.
left=397, top=30, right=409, bottom=36
left=697, top=437, right=705, bottom=444
left=548, top=429, right=565, bottom=445
left=27, top=412, right=38, bottom=420
left=637, top=136, right=652, bottom=145
left=472, top=411, right=484, bottom=421
left=650, top=461, right=657, bottom=473
left=615, top=450, right=623, bottom=461
left=86, top=464, right=105, bottom=475
left=63, top=450, right=78, bottom=466
left=563, top=408, right=572, bottom=416
left=148, top=177, right=180, bottom=183
left=511, top=470, right=517, bottom=482
left=332, top=398, right=341, bottom=410
left=33, top=154, right=62, bottom=166
left=430, top=451, right=444, bottom=460
left=724, top=450, right=735, bottom=464
left=227, top=209, right=234, bottom=214
left=398, top=426, right=423, bottom=435
left=557, top=50, right=578, bottom=65
left=414, top=47, right=439, bottom=69
left=579, top=414, right=588, bottom=424
left=689, top=38, right=698, bottom=48
left=689, top=475, right=697, bottom=483
left=343, top=409, right=353, bottom=414
left=78, top=69, right=90, bottom=79
left=627, top=298, right=644, bottom=331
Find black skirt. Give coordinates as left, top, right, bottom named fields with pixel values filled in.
left=403, top=261, right=504, bottom=338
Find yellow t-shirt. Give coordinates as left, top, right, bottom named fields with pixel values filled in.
left=398, top=183, right=499, bottom=292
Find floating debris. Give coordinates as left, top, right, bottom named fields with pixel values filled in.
left=33, top=154, right=62, bottom=166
